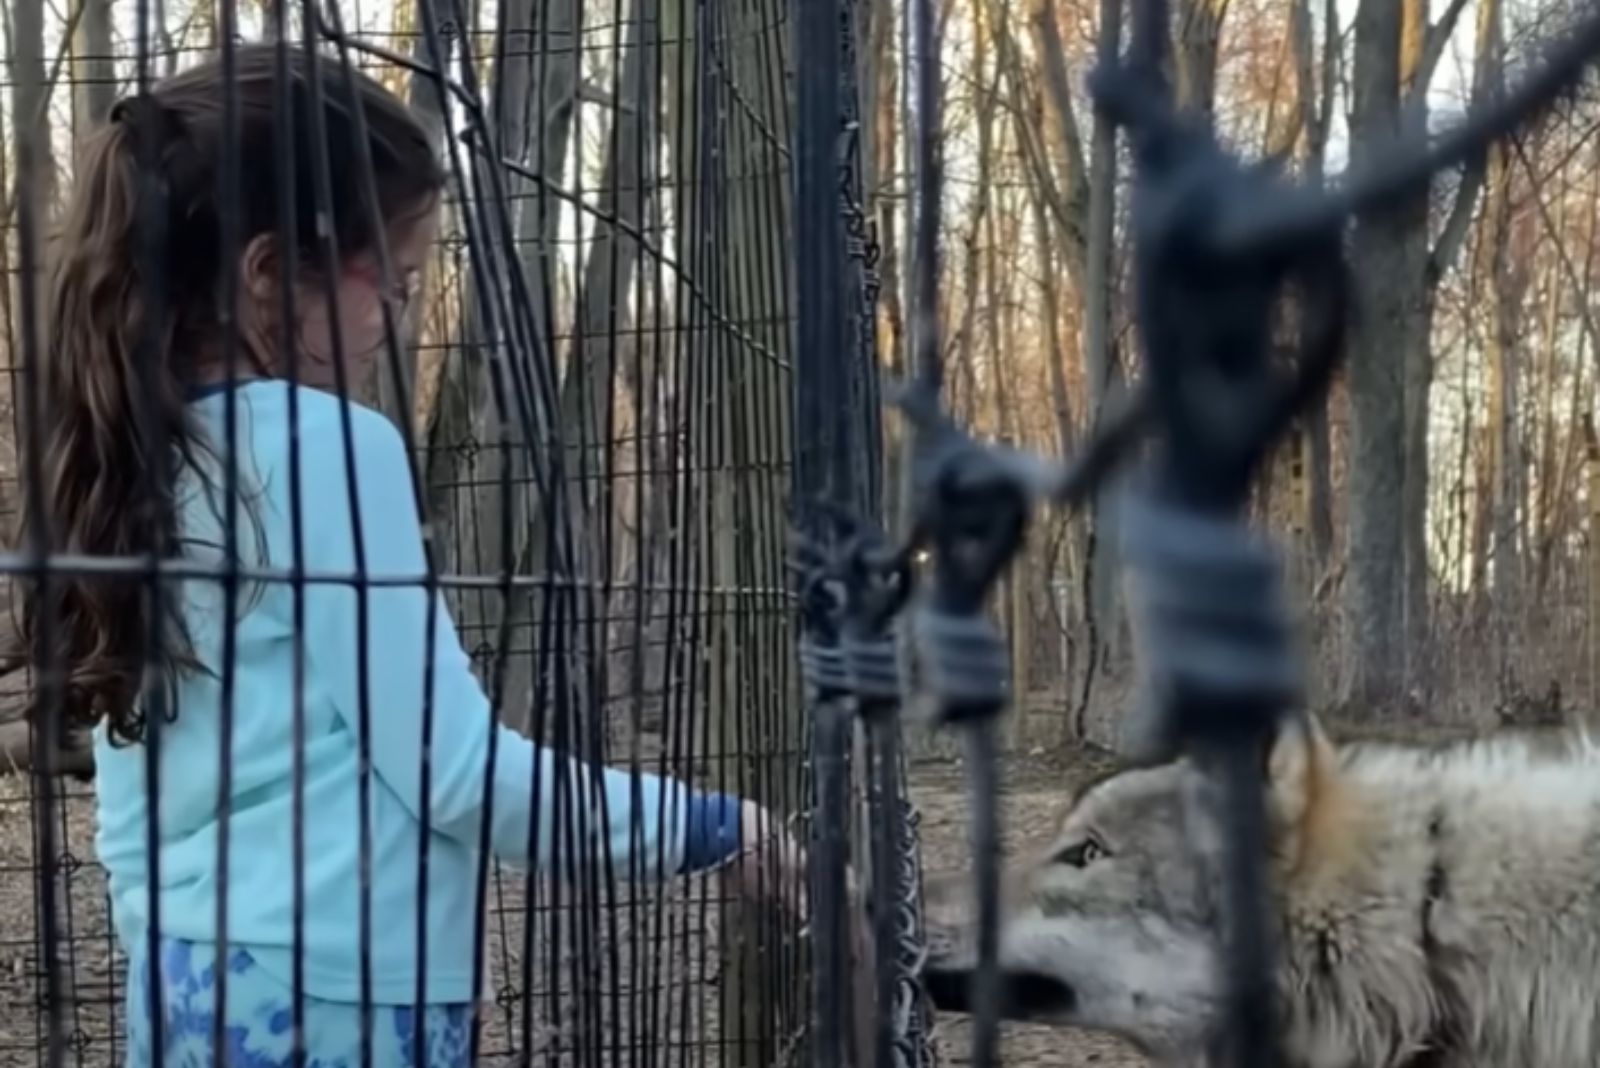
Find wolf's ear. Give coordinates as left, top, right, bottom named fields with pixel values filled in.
left=1263, top=712, right=1339, bottom=862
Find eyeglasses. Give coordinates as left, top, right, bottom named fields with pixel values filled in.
left=348, top=259, right=423, bottom=311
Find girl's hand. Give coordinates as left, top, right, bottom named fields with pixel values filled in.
left=719, top=800, right=809, bottom=914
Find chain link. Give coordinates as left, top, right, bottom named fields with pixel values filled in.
left=885, top=776, right=938, bottom=1068
left=834, top=2, right=936, bottom=1065
left=838, top=0, right=882, bottom=368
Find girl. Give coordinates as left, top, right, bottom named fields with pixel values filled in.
left=17, top=45, right=803, bottom=1067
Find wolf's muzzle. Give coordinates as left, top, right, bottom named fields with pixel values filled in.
left=919, top=960, right=1077, bottom=1020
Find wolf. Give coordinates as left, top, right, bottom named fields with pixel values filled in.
left=919, top=714, right=1600, bottom=1067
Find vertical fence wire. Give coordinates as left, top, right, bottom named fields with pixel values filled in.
left=268, top=22, right=311, bottom=1066
left=8, top=0, right=60, bottom=1057
left=835, top=0, right=937, bottom=1065
left=792, top=0, right=852, bottom=1064
left=208, top=18, right=242, bottom=1068
left=0, top=1, right=916, bottom=1066
left=128, top=0, right=170, bottom=1062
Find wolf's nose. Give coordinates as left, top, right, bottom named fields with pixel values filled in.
left=918, top=956, right=1077, bottom=1019
left=1003, top=970, right=1078, bottom=1016
left=918, top=958, right=976, bottom=1013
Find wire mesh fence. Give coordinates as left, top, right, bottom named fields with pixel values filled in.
left=0, top=1, right=931, bottom=1065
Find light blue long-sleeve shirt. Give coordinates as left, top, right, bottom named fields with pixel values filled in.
left=93, top=379, right=741, bottom=1007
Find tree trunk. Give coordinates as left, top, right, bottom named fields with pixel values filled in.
left=1477, top=0, right=1521, bottom=688
left=424, top=0, right=578, bottom=733
left=972, top=28, right=1029, bottom=740
left=1175, top=0, right=1231, bottom=118
left=499, top=1, right=662, bottom=741
left=1081, top=0, right=1123, bottom=669
left=1291, top=0, right=1337, bottom=568
left=955, top=0, right=999, bottom=425
left=1395, top=0, right=1435, bottom=694
left=867, top=0, right=903, bottom=527
left=1530, top=184, right=1563, bottom=596
left=1343, top=0, right=1429, bottom=710
left=1344, top=0, right=1407, bottom=707
left=71, top=0, right=115, bottom=136
left=1031, top=181, right=1075, bottom=458
left=1028, top=0, right=1090, bottom=280
left=11, top=0, right=53, bottom=331
left=1394, top=0, right=1487, bottom=691
left=691, top=0, right=801, bottom=1058
left=372, top=0, right=452, bottom=426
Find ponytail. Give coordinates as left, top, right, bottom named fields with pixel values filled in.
left=15, top=106, right=210, bottom=746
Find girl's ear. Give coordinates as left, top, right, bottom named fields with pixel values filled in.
left=239, top=232, right=279, bottom=305
left=236, top=232, right=287, bottom=375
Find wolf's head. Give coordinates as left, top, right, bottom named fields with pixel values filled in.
left=921, top=714, right=1345, bottom=1058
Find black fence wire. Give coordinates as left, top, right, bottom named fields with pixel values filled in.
left=20, top=0, right=1598, bottom=1064
left=0, top=2, right=935, bottom=1067
left=866, top=4, right=1600, bottom=1068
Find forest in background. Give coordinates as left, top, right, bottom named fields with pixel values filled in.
left=867, top=0, right=1600, bottom=745
left=0, top=0, right=1598, bottom=767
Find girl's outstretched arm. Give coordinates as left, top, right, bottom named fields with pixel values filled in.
left=293, top=393, right=753, bottom=880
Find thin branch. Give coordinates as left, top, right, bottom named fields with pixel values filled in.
left=1290, top=0, right=1316, bottom=162
left=1318, top=0, right=1338, bottom=150
left=1408, top=0, right=1474, bottom=105
left=997, top=0, right=1086, bottom=274
left=1211, top=0, right=1600, bottom=258
left=0, top=0, right=86, bottom=227
left=1012, top=88, right=1083, bottom=255
left=1429, top=155, right=1486, bottom=282
left=1509, top=131, right=1600, bottom=372
left=1430, top=0, right=1501, bottom=283
left=1032, top=0, right=1092, bottom=210
left=1262, top=21, right=1303, bottom=161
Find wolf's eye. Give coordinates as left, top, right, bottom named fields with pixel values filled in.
left=1054, top=837, right=1107, bottom=868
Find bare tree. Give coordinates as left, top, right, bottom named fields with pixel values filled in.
left=1029, top=171, right=1076, bottom=460
left=423, top=0, right=581, bottom=733
left=71, top=0, right=115, bottom=135
left=1176, top=0, right=1231, bottom=118
left=370, top=0, right=453, bottom=424
left=866, top=0, right=905, bottom=525
left=1289, top=0, right=1338, bottom=567
left=1343, top=0, right=1476, bottom=709
left=1034, top=0, right=1124, bottom=684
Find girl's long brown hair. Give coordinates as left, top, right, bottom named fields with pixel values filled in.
left=15, top=45, right=444, bottom=746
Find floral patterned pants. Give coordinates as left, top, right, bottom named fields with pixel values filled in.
left=122, top=936, right=472, bottom=1068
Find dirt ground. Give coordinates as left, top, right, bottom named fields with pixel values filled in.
left=909, top=746, right=1149, bottom=1068
left=0, top=743, right=1147, bottom=1067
